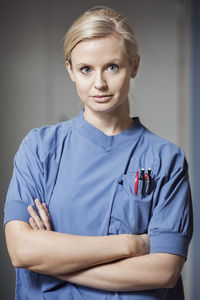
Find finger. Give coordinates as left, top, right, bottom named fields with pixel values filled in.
left=34, top=199, right=52, bottom=230
left=29, top=217, right=39, bottom=230
left=42, top=203, right=53, bottom=231
left=42, top=202, right=50, bottom=218
left=27, top=205, right=45, bottom=230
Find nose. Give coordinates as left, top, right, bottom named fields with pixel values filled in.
left=94, top=71, right=108, bottom=90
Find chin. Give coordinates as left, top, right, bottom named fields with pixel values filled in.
left=91, top=105, right=123, bottom=115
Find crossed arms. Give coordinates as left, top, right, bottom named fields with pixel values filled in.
left=5, top=199, right=184, bottom=292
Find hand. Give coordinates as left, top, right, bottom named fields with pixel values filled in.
left=27, top=199, right=53, bottom=231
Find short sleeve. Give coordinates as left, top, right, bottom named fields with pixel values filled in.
left=4, top=130, right=45, bottom=226
left=148, top=149, right=193, bottom=259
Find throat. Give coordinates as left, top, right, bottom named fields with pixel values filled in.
left=83, top=110, right=133, bottom=136
left=102, top=117, right=133, bottom=136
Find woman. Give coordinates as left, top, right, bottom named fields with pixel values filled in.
left=4, top=6, right=193, bottom=300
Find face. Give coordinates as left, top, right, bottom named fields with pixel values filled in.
left=66, top=34, right=138, bottom=116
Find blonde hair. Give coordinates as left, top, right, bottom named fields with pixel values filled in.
left=64, top=6, right=138, bottom=68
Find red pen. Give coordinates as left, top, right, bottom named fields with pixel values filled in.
left=134, top=171, right=139, bottom=195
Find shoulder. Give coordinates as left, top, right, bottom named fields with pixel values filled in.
left=19, top=118, right=74, bottom=162
left=139, top=124, right=187, bottom=177
left=144, top=127, right=184, bottom=156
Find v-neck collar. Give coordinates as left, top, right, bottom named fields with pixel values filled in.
left=73, top=110, right=145, bottom=151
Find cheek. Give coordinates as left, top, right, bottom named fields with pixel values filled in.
left=115, top=75, right=131, bottom=96
left=74, top=79, right=89, bottom=98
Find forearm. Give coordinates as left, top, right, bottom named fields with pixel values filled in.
left=59, top=253, right=184, bottom=291
left=5, top=221, right=146, bottom=276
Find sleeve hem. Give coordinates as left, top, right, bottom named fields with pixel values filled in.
left=149, top=231, right=190, bottom=259
left=3, top=201, right=30, bottom=228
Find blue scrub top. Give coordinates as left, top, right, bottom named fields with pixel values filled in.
left=4, top=111, right=193, bottom=300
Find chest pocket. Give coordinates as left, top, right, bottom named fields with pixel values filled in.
left=108, top=172, right=154, bottom=235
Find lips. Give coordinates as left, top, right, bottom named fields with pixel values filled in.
left=91, top=94, right=113, bottom=103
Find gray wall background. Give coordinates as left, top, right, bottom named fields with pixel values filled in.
left=0, top=0, right=198, bottom=299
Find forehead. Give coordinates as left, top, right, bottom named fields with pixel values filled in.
left=70, top=34, right=128, bottom=65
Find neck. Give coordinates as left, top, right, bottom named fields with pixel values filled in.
left=83, top=100, right=133, bottom=136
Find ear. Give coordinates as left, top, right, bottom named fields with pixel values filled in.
left=131, top=55, right=140, bottom=78
left=66, top=61, right=75, bottom=82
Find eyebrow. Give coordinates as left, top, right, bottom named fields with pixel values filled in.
left=76, top=63, right=92, bottom=68
left=75, top=59, right=122, bottom=68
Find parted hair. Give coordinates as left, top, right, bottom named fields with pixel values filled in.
left=64, top=6, right=138, bottom=68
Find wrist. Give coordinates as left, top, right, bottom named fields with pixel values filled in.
left=136, top=234, right=150, bottom=256
left=126, top=234, right=150, bottom=257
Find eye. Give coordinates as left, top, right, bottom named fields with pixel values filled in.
left=80, top=66, right=91, bottom=74
left=107, top=64, right=119, bottom=72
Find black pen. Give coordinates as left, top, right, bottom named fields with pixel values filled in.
left=139, top=168, right=145, bottom=195
left=148, top=168, right=151, bottom=179
left=139, top=168, right=145, bottom=180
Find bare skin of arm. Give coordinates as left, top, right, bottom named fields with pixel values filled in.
left=60, top=253, right=184, bottom=291
left=5, top=199, right=149, bottom=277
left=25, top=199, right=184, bottom=291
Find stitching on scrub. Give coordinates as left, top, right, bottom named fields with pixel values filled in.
left=149, top=228, right=189, bottom=236
left=43, top=123, right=73, bottom=158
